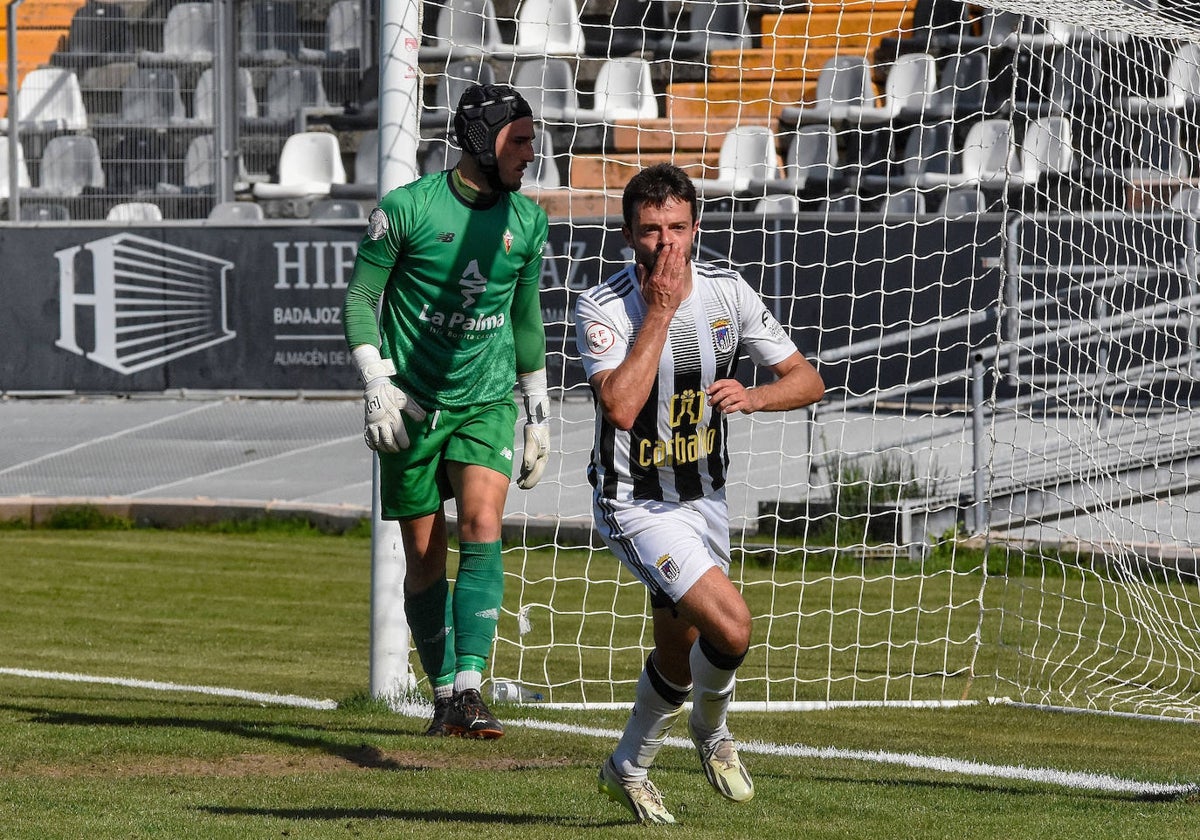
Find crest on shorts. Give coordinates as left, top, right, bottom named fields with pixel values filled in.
left=655, top=553, right=680, bottom=583
left=711, top=318, right=734, bottom=354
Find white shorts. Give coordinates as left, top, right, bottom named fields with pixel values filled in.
left=593, top=489, right=731, bottom=608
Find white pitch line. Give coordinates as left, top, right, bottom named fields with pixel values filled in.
left=4, top=671, right=1193, bottom=798
left=0, top=668, right=337, bottom=711
left=501, top=717, right=1197, bottom=799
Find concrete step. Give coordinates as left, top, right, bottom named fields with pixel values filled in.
left=665, top=80, right=817, bottom=122
left=568, top=151, right=722, bottom=191
left=707, top=46, right=842, bottom=83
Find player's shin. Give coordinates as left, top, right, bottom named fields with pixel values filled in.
left=403, top=576, right=456, bottom=688
left=451, top=540, right=504, bottom=677
left=611, top=655, right=690, bottom=778
left=688, top=636, right=745, bottom=741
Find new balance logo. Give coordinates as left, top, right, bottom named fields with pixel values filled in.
left=437, top=231, right=456, bottom=243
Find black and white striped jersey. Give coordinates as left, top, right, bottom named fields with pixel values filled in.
left=574, top=260, right=798, bottom=503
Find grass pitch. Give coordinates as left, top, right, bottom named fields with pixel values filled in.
left=0, top=527, right=1197, bottom=839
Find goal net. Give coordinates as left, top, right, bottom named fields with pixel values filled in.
left=406, top=0, right=1200, bottom=719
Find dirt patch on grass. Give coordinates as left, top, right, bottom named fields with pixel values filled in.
left=5, top=745, right=579, bottom=779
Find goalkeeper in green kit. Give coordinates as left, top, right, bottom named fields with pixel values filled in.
left=342, top=83, right=550, bottom=738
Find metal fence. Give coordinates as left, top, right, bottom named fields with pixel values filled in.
left=4, top=0, right=373, bottom=222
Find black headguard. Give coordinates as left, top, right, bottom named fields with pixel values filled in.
left=452, top=83, right=533, bottom=171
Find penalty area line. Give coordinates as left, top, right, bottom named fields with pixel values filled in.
left=0, top=667, right=338, bottom=711
left=503, top=717, right=1198, bottom=799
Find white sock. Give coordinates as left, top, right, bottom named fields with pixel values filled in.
left=611, top=656, right=691, bottom=780
left=453, top=670, right=482, bottom=694
left=688, top=637, right=744, bottom=744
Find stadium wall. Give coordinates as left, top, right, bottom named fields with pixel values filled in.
left=0, top=216, right=1002, bottom=396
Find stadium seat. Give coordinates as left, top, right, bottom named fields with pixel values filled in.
left=309, top=198, right=364, bottom=220
left=976, top=9, right=1074, bottom=49
left=748, top=124, right=839, bottom=199
left=1171, top=187, right=1200, bottom=215
left=845, top=52, right=938, bottom=126
left=512, top=58, right=585, bottom=124
left=779, top=56, right=875, bottom=127
left=856, top=121, right=955, bottom=194
left=0, top=137, right=32, bottom=199
left=0, top=67, right=88, bottom=133
left=18, top=202, right=71, bottom=221
left=239, top=0, right=326, bottom=64
left=330, top=130, right=379, bottom=199
left=250, top=64, right=336, bottom=133
left=324, top=0, right=365, bottom=104
left=253, top=131, right=347, bottom=199
left=656, top=0, right=750, bottom=61
left=585, top=57, right=658, bottom=122
left=24, top=134, right=105, bottom=198
left=874, top=0, right=979, bottom=62
left=504, top=0, right=586, bottom=58
left=106, top=201, right=164, bottom=221
left=938, top=187, right=987, bottom=216
left=521, top=128, right=561, bottom=190
left=421, top=0, right=505, bottom=61
left=1123, top=41, right=1200, bottom=114
left=105, top=129, right=172, bottom=194
left=424, top=59, right=497, bottom=129
left=419, top=136, right=459, bottom=175
left=1016, top=115, right=1075, bottom=186
left=184, top=134, right=253, bottom=193
left=693, top=126, right=782, bottom=200
left=207, top=200, right=265, bottom=222
left=583, top=0, right=670, bottom=58
left=51, top=0, right=134, bottom=71
left=911, top=118, right=1018, bottom=190
left=190, top=67, right=259, bottom=125
left=820, top=193, right=862, bottom=213
left=879, top=189, right=927, bottom=217
left=1128, top=109, right=1190, bottom=178
left=924, top=51, right=992, bottom=120
left=111, top=66, right=186, bottom=127
left=754, top=194, right=801, bottom=216
left=138, top=2, right=216, bottom=65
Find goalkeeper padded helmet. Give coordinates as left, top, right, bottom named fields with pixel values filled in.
left=453, top=83, right=533, bottom=172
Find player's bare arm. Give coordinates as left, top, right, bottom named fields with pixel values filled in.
left=592, top=241, right=688, bottom=430
left=706, top=351, right=825, bottom=415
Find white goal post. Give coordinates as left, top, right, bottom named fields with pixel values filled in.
left=375, top=0, right=1200, bottom=720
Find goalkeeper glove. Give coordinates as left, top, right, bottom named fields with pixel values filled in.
left=516, top=369, right=550, bottom=490
left=352, top=345, right=427, bottom=454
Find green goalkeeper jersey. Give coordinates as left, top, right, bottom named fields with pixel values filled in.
left=344, top=170, right=549, bottom=408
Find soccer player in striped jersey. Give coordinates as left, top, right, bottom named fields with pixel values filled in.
left=343, top=84, right=550, bottom=739
left=576, top=163, right=824, bottom=824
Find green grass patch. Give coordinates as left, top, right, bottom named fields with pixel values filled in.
left=1, top=529, right=1198, bottom=838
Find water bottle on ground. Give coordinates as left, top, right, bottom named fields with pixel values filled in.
left=488, top=680, right=544, bottom=703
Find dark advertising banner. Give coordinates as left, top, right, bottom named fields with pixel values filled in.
left=0, top=217, right=1004, bottom=400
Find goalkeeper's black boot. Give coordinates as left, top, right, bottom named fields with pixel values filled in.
left=423, top=695, right=453, bottom=737
left=444, top=688, right=505, bottom=739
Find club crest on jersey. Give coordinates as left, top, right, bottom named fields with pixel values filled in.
left=368, top=207, right=388, bottom=240
left=711, top=318, right=734, bottom=354
left=655, top=553, right=680, bottom=583
left=503, top=228, right=514, bottom=254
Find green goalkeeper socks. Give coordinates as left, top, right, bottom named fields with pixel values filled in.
left=404, top=576, right=455, bottom=689
left=452, top=540, right=504, bottom=675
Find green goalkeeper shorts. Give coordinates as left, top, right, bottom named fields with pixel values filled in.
left=377, top=396, right=519, bottom=520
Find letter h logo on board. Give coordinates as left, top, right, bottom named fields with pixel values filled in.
left=54, top=233, right=236, bottom=375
